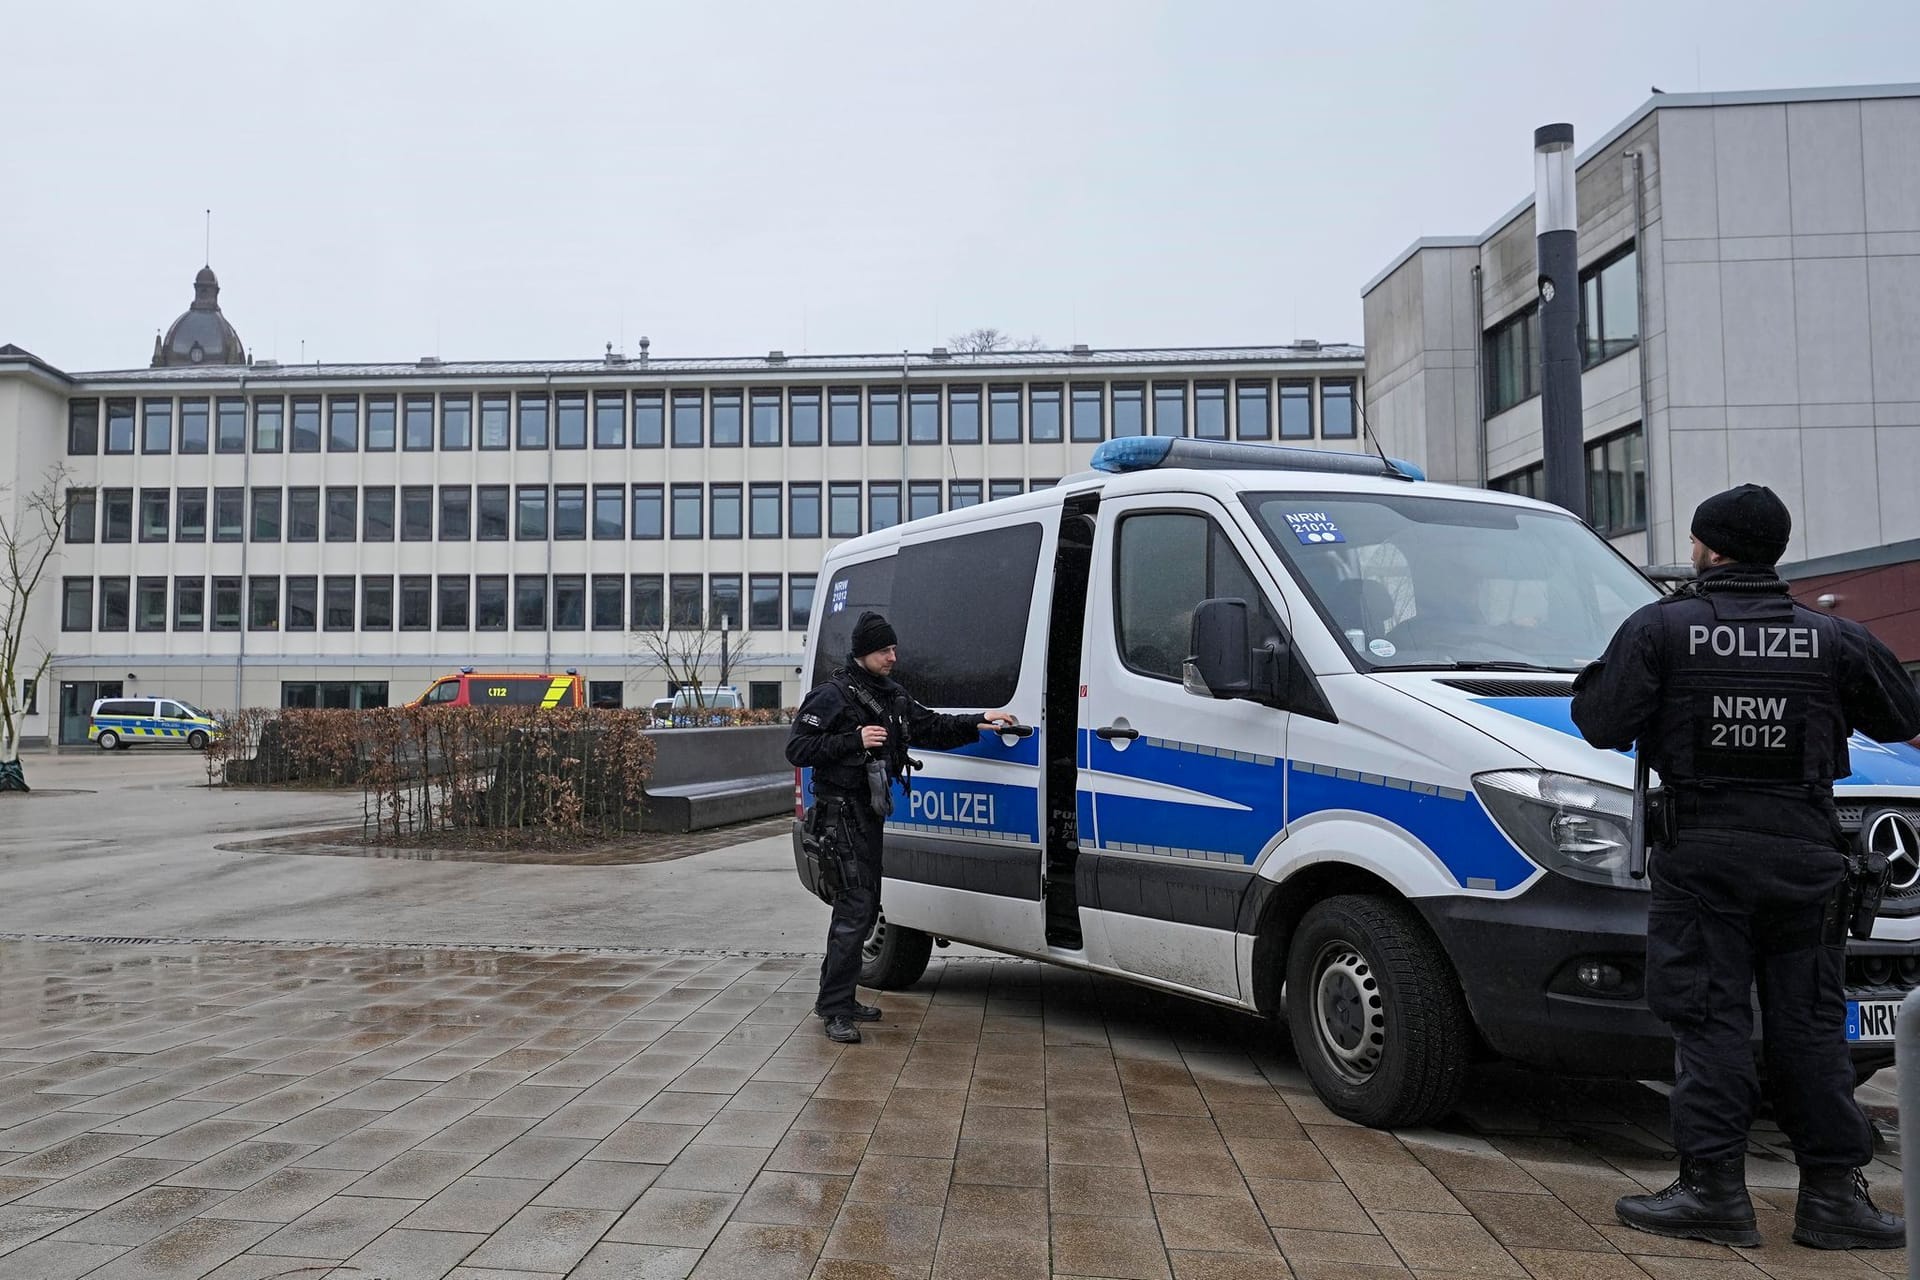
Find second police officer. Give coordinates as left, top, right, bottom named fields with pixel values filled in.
left=1572, top=484, right=1920, bottom=1250
left=786, top=611, right=1014, bottom=1045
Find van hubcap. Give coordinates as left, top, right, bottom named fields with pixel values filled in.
left=862, top=913, right=887, bottom=965
left=1312, top=942, right=1386, bottom=1081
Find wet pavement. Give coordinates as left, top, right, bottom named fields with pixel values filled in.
left=1, top=937, right=1907, bottom=1280
left=0, top=748, right=1910, bottom=1278
left=0, top=751, right=826, bottom=953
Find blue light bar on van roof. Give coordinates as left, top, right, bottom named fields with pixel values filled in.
left=1089, top=436, right=1424, bottom=481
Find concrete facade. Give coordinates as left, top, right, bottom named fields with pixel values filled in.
left=1363, top=85, right=1920, bottom=617
left=0, top=334, right=1365, bottom=746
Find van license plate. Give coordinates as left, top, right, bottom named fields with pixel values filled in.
left=1847, top=1000, right=1902, bottom=1043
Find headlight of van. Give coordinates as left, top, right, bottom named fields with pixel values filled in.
left=1472, top=770, right=1645, bottom=890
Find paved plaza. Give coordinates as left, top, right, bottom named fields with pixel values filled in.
left=0, top=751, right=1908, bottom=1279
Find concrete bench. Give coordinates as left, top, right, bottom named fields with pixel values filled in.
left=640, top=725, right=792, bottom=833
left=642, top=771, right=793, bottom=832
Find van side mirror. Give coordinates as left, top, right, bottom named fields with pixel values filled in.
left=1184, top=598, right=1284, bottom=703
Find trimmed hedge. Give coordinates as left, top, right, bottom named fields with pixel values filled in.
left=207, top=706, right=657, bottom=839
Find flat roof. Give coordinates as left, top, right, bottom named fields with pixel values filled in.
left=1362, top=82, right=1920, bottom=297
left=8, top=343, right=1365, bottom=388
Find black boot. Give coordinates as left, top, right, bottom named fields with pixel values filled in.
left=815, top=1001, right=882, bottom=1022
left=1793, top=1166, right=1904, bottom=1250
left=1616, top=1156, right=1760, bottom=1247
left=822, top=1015, right=861, bottom=1044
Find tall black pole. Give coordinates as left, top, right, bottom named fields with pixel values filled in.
left=1534, top=123, right=1587, bottom=522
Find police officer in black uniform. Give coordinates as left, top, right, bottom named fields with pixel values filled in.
left=786, top=611, right=1014, bottom=1044
left=1572, top=484, right=1920, bottom=1250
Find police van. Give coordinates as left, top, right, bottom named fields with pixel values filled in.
left=88, top=697, right=223, bottom=750
left=792, top=437, right=1920, bottom=1127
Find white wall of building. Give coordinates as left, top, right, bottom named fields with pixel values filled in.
left=0, top=367, right=68, bottom=749
left=2, top=348, right=1365, bottom=742
left=1363, top=85, right=1920, bottom=574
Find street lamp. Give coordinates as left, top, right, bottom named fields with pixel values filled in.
left=1534, top=122, right=1587, bottom=522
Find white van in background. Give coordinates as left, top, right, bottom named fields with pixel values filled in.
left=654, top=686, right=743, bottom=727
left=791, top=437, right=1920, bottom=1127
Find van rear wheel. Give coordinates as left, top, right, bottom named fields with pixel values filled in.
left=1285, top=894, right=1470, bottom=1129
left=859, top=910, right=933, bottom=989
left=96, top=730, right=119, bottom=751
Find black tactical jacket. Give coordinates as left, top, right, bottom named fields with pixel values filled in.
left=1571, top=565, right=1920, bottom=789
left=785, top=662, right=987, bottom=798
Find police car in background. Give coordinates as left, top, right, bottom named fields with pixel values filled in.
left=791, top=437, right=1920, bottom=1128
left=89, top=697, right=223, bottom=750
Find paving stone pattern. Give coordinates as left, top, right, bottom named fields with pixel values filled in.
left=0, top=938, right=1906, bottom=1279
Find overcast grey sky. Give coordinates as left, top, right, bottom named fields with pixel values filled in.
left=4, top=0, right=1916, bottom=372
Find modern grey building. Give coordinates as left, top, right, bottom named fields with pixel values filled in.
left=1362, top=84, right=1920, bottom=663
left=1, top=270, right=1366, bottom=746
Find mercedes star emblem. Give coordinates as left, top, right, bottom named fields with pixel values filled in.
left=1865, top=810, right=1920, bottom=892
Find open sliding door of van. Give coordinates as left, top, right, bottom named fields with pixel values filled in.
left=875, top=509, right=1058, bottom=957
left=1076, top=492, right=1295, bottom=1001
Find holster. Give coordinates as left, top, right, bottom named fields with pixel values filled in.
left=801, top=801, right=852, bottom=905
left=1849, top=850, right=1890, bottom=941
left=1824, top=850, right=1889, bottom=945
left=1645, top=788, right=1674, bottom=846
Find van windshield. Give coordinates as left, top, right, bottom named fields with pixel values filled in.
left=1244, top=492, right=1658, bottom=672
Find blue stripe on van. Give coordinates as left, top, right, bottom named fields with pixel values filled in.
left=928, top=729, right=1042, bottom=767
left=91, top=716, right=207, bottom=738
left=1287, top=764, right=1536, bottom=891
left=1086, top=733, right=1284, bottom=864
left=1085, top=730, right=1537, bottom=890
left=897, top=778, right=1042, bottom=842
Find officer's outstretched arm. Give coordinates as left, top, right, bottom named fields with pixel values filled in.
left=1840, top=627, right=1920, bottom=743
left=902, top=698, right=996, bottom=751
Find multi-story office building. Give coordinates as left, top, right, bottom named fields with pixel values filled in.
left=1, top=270, right=1366, bottom=745
left=1362, top=83, right=1920, bottom=667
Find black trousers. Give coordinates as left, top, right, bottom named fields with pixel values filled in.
left=815, top=797, right=885, bottom=1017
left=1647, top=826, right=1871, bottom=1168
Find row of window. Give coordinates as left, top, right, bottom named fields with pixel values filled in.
left=1484, top=244, right=1640, bottom=417
left=803, top=510, right=1274, bottom=707
left=277, top=680, right=788, bottom=711
left=1491, top=424, right=1648, bottom=537
left=66, top=378, right=1360, bottom=456
left=65, top=478, right=1057, bottom=547
left=61, top=572, right=817, bottom=636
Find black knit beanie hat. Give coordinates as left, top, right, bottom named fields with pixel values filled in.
left=851, top=611, right=898, bottom=658
left=1691, top=484, right=1791, bottom=565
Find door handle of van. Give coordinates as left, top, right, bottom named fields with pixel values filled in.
left=997, top=724, right=1036, bottom=739
left=1095, top=724, right=1140, bottom=741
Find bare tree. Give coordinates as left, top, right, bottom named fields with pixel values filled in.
left=629, top=622, right=757, bottom=712
left=948, top=327, right=1047, bottom=355
left=1, top=466, right=71, bottom=792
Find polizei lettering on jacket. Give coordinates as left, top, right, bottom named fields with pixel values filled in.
left=1686, top=624, right=1821, bottom=660
left=908, top=787, right=997, bottom=826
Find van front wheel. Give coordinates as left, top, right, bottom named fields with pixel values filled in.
left=1285, top=894, right=1470, bottom=1129
left=187, top=730, right=209, bottom=751
left=859, top=910, right=933, bottom=989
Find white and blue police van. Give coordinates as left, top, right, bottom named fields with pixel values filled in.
left=792, top=437, right=1920, bottom=1127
